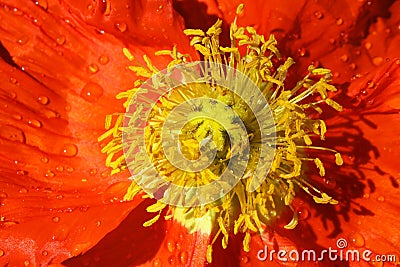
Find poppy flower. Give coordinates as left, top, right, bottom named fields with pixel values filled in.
left=0, top=1, right=399, bottom=267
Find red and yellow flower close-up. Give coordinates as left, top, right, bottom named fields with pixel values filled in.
left=0, top=0, right=399, bottom=266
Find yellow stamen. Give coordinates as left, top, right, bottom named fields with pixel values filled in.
left=98, top=4, right=344, bottom=262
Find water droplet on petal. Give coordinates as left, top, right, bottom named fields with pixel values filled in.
left=297, top=207, right=309, bottom=220
left=28, top=119, right=42, bottom=128
left=87, top=64, right=99, bottom=73
left=79, top=206, right=89, bottom=212
left=114, top=22, right=128, bottom=33
left=45, top=170, right=55, bottom=177
left=62, top=144, right=78, bottom=157
left=96, top=220, right=101, bottom=226
left=349, top=63, right=357, bottom=70
left=363, top=193, right=370, bottom=199
left=168, top=255, right=176, bottom=265
left=0, top=192, right=8, bottom=198
left=89, top=168, right=97, bottom=175
left=372, top=57, right=383, bottom=66
left=377, top=196, right=385, bottom=202
left=65, top=105, right=71, bottom=111
left=313, top=11, right=323, bottom=19
left=19, top=187, right=28, bottom=193
left=37, top=95, right=49, bottom=105
left=324, top=178, right=337, bottom=189
left=179, top=251, right=188, bottom=264
left=349, top=232, right=365, bottom=247
left=240, top=255, right=249, bottom=263
left=24, top=260, right=30, bottom=266
left=340, top=54, right=349, bottom=63
left=52, top=216, right=60, bottom=223
left=9, top=77, right=17, bottom=84
left=42, top=250, right=48, bottom=256
left=156, top=5, right=163, bottom=13
left=298, top=47, right=307, bottom=57
left=34, top=0, right=48, bottom=10
left=0, top=249, right=4, bottom=257
left=56, top=194, right=63, bottom=200
left=166, top=239, right=175, bottom=252
left=336, top=18, right=343, bottom=25
left=364, top=42, right=372, bottom=50
left=16, top=170, right=27, bottom=176
left=80, top=82, right=103, bottom=102
left=152, top=258, right=162, bottom=267
left=66, top=167, right=74, bottom=172
left=55, top=165, right=64, bottom=172
left=98, top=55, right=109, bottom=65
left=17, top=36, right=29, bottom=45
left=56, top=35, right=66, bottom=45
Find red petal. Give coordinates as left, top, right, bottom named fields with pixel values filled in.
left=0, top=0, right=196, bottom=265
left=63, top=200, right=211, bottom=267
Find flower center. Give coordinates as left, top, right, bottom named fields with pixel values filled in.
left=98, top=4, right=344, bottom=262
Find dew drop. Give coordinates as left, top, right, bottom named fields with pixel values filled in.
left=360, top=90, right=367, bottom=95
left=42, top=250, right=48, bottom=256
left=16, top=170, right=27, bottom=176
left=24, top=260, right=30, bottom=266
left=372, top=57, right=383, bottom=66
left=19, top=187, right=28, bottom=193
left=96, top=220, right=101, bottom=226
left=297, top=207, right=310, bottom=220
left=80, top=82, right=103, bottom=102
left=28, top=119, right=42, bottom=128
left=298, top=47, right=307, bottom=57
left=56, top=194, right=63, bottom=200
left=324, top=178, right=337, bottom=189
left=152, top=258, right=162, bottom=267
left=37, top=95, right=49, bottom=105
left=45, top=170, right=55, bottom=178
left=363, top=193, right=370, bottom=199
left=52, top=216, right=60, bottom=223
left=396, top=59, right=400, bottom=65
left=12, top=114, right=22, bottom=120
left=9, top=91, right=17, bottom=99
left=87, top=3, right=94, bottom=11
left=79, top=206, right=89, bottom=212
left=56, top=35, right=66, bottom=45
left=349, top=63, right=357, bottom=70
left=61, top=144, right=78, bottom=157
left=313, top=11, right=323, bottom=19
left=340, top=54, right=349, bottom=63
left=65, top=105, right=71, bottom=111
left=55, top=165, right=64, bottom=172
left=156, top=5, right=163, bottom=13
left=114, top=22, right=128, bottom=33
left=377, top=196, right=385, bottom=202
left=349, top=232, right=365, bottom=247
left=0, top=192, right=8, bottom=198
left=66, top=167, right=74, bottom=172
left=98, top=55, right=109, bottom=65
left=364, top=42, right=372, bottom=50
left=87, top=64, right=99, bottom=73
left=241, top=255, right=249, bottom=263
left=34, top=0, right=48, bottom=10
left=336, top=18, right=343, bottom=25
left=0, top=249, right=4, bottom=257
left=41, top=157, right=49, bottom=163
left=17, top=36, right=29, bottom=45
left=166, top=239, right=175, bottom=252
left=89, top=168, right=97, bottom=175
left=81, top=178, right=88, bottom=182
left=168, top=255, right=176, bottom=265
left=179, top=251, right=188, bottom=264
left=9, top=77, right=17, bottom=84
